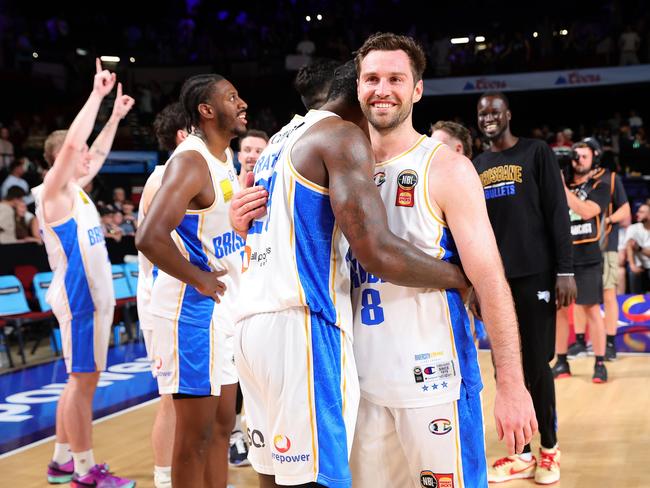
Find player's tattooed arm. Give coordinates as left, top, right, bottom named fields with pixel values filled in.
left=324, top=122, right=468, bottom=290
left=136, top=151, right=227, bottom=301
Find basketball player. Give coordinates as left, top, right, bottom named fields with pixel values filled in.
left=136, top=74, right=246, bottom=487
left=236, top=129, right=269, bottom=187
left=229, top=61, right=470, bottom=488
left=37, top=59, right=135, bottom=487
left=293, top=58, right=340, bottom=110
left=431, top=120, right=473, bottom=158
left=349, top=33, right=537, bottom=488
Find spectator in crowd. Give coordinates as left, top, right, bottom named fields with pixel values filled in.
left=626, top=201, right=650, bottom=293
left=0, top=185, right=23, bottom=243
left=14, top=196, right=40, bottom=243
left=100, top=205, right=123, bottom=242
left=113, top=186, right=126, bottom=211
left=550, top=130, right=572, bottom=149
left=1, top=159, right=34, bottom=205
left=235, top=129, right=268, bottom=187
left=293, top=58, right=340, bottom=110
left=0, top=127, right=14, bottom=170
left=430, top=120, right=473, bottom=158
left=619, top=24, right=641, bottom=65
left=120, top=200, right=137, bottom=236
left=629, top=110, right=643, bottom=132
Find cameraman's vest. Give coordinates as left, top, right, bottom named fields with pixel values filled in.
left=568, top=169, right=606, bottom=247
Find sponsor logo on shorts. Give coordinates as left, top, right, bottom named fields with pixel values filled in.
left=420, top=471, right=454, bottom=488
left=429, top=418, right=452, bottom=435
left=153, top=356, right=172, bottom=377
left=247, top=428, right=265, bottom=448
left=273, top=434, right=291, bottom=453
left=414, top=367, right=424, bottom=383
left=414, top=351, right=444, bottom=361
left=154, top=356, right=163, bottom=370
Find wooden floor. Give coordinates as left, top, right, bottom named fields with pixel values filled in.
left=2, top=352, right=649, bottom=487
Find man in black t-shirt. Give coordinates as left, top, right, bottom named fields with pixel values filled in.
left=553, top=139, right=610, bottom=384
left=474, top=92, right=576, bottom=485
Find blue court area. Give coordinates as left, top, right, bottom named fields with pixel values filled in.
left=0, top=341, right=156, bottom=455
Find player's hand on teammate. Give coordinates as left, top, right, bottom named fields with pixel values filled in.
left=494, top=382, right=538, bottom=455
left=112, top=83, right=135, bottom=120
left=555, top=275, right=577, bottom=309
left=93, top=58, right=117, bottom=97
left=467, top=288, right=482, bottom=321
left=195, top=268, right=228, bottom=302
left=230, top=172, right=268, bottom=236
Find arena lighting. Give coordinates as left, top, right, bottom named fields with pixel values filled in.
left=76, top=48, right=88, bottom=56
left=129, top=57, right=135, bottom=63
left=316, top=14, right=323, bottom=20
left=305, top=15, right=311, bottom=21
left=100, top=55, right=120, bottom=63
left=560, top=29, right=568, bottom=36
left=533, top=31, right=539, bottom=38
left=475, top=35, right=486, bottom=42
left=450, top=37, right=470, bottom=44
left=32, top=52, right=38, bottom=58
left=476, top=43, right=488, bottom=51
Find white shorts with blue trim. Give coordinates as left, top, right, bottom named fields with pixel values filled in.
left=350, top=384, right=487, bottom=488
left=59, top=308, right=113, bottom=374
left=235, top=307, right=359, bottom=487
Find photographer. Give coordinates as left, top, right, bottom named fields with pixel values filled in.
left=553, top=138, right=610, bottom=383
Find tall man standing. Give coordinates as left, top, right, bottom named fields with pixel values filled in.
left=474, top=92, right=576, bottom=485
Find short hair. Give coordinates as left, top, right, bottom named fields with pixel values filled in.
left=153, top=102, right=186, bottom=151
left=6, top=185, right=26, bottom=200
left=355, top=32, right=427, bottom=81
left=326, top=60, right=358, bottom=105
left=238, top=129, right=269, bottom=150
left=478, top=91, right=510, bottom=109
left=294, top=58, right=340, bottom=110
left=431, top=121, right=473, bottom=159
left=44, top=130, right=68, bottom=166
left=179, top=74, right=225, bottom=132
left=8, top=160, right=23, bottom=172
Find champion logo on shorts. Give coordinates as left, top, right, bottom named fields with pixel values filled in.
left=428, top=418, right=452, bottom=435
left=537, top=290, right=551, bottom=303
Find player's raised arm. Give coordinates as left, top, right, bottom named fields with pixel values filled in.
left=136, top=151, right=227, bottom=301
left=323, top=120, right=468, bottom=290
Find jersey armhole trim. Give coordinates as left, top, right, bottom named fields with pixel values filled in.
left=423, top=142, right=448, bottom=228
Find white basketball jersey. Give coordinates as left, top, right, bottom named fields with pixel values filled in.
left=136, top=165, right=165, bottom=331
left=149, top=135, right=242, bottom=329
left=236, top=110, right=353, bottom=334
left=33, top=183, right=115, bottom=320
left=351, top=136, right=482, bottom=408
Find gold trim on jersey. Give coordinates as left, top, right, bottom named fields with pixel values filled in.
left=341, top=329, right=347, bottom=416
left=287, top=158, right=329, bottom=195
left=423, top=142, right=448, bottom=228
left=453, top=401, right=464, bottom=487
left=209, top=316, right=216, bottom=396
left=375, top=134, right=428, bottom=167
left=288, top=178, right=307, bottom=306
left=330, top=224, right=341, bottom=327
left=44, top=225, right=72, bottom=319
left=171, top=281, right=186, bottom=391
left=303, top=307, right=318, bottom=479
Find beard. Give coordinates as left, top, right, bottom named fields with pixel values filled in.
left=363, top=102, right=412, bottom=132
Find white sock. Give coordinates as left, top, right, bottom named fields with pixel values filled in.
left=519, top=452, right=533, bottom=462
left=53, top=443, right=72, bottom=464
left=72, top=450, right=95, bottom=477
left=154, top=465, right=172, bottom=488
left=233, top=414, right=242, bottom=433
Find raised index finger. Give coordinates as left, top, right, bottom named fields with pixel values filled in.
left=96, top=57, right=102, bottom=74
left=116, top=82, right=122, bottom=98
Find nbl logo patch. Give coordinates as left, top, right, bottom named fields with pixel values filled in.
left=395, top=169, right=418, bottom=207
left=420, top=471, right=454, bottom=488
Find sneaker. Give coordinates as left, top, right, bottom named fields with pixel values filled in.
left=535, top=447, right=560, bottom=485
left=605, top=342, right=617, bottom=361
left=487, top=455, right=536, bottom=483
left=71, top=464, right=135, bottom=488
left=551, top=360, right=571, bottom=379
left=592, top=362, right=608, bottom=384
left=567, top=342, right=588, bottom=359
left=229, top=430, right=251, bottom=467
left=47, top=459, right=74, bottom=484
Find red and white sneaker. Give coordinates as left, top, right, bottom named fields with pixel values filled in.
left=487, top=454, right=536, bottom=483
left=535, top=447, right=560, bottom=485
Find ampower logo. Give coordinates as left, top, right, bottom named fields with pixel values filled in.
left=0, top=358, right=152, bottom=423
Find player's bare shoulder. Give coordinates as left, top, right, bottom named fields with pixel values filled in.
left=429, top=142, right=478, bottom=187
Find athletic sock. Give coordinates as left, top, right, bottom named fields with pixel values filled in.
left=576, top=333, right=586, bottom=345
left=52, top=442, right=72, bottom=464
left=606, top=334, right=616, bottom=346
left=595, top=355, right=605, bottom=365
left=233, top=413, right=242, bottom=433
left=154, top=465, right=172, bottom=488
left=519, top=452, right=533, bottom=462
left=557, top=353, right=568, bottom=363
left=72, top=450, right=95, bottom=477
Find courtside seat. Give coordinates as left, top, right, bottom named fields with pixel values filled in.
left=112, top=264, right=136, bottom=342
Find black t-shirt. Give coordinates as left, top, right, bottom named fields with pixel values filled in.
left=568, top=172, right=611, bottom=265
left=473, top=137, right=573, bottom=279
left=602, top=171, right=629, bottom=253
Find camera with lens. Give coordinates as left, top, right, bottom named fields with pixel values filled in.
left=553, top=146, right=577, bottom=181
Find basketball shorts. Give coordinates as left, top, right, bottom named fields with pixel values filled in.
left=575, top=262, right=603, bottom=305
left=350, top=383, right=487, bottom=488
left=235, top=307, right=359, bottom=487
left=59, top=309, right=113, bottom=374
left=151, top=315, right=227, bottom=396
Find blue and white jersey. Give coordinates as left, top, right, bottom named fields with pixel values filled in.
left=236, top=110, right=353, bottom=335
left=33, top=183, right=115, bottom=320
left=149, top=135, right=242, bottom=330
left=350, top=136, right=482, bottom=408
